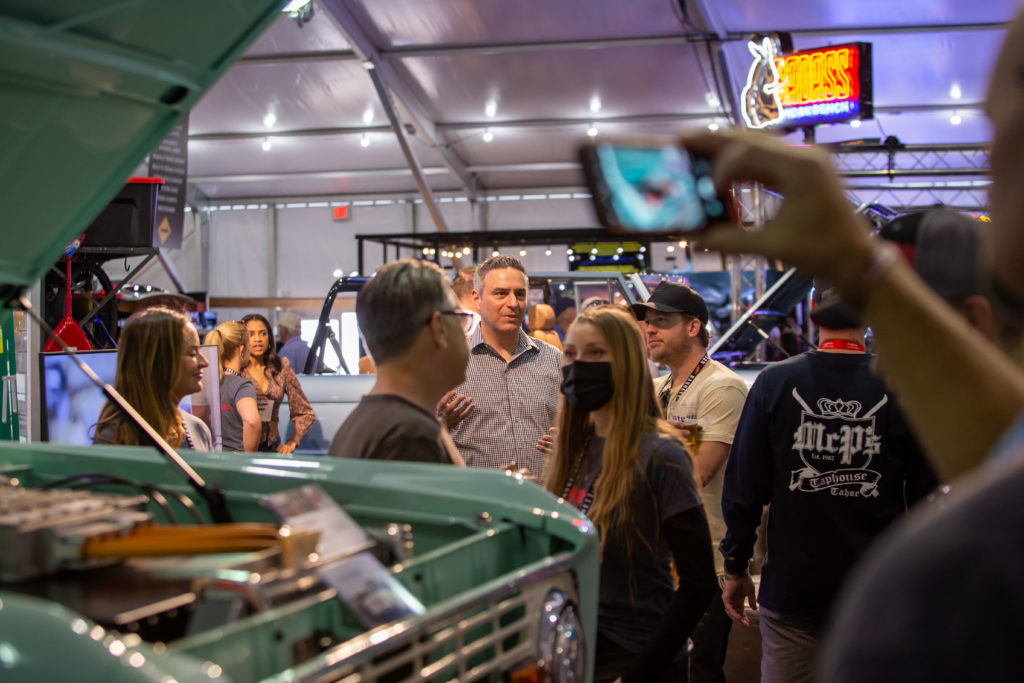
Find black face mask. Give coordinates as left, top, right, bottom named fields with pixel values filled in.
left=560, top=361, right=614, bottom=412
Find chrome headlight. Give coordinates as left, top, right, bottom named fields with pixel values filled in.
left=538, top=589, right=586, bottom=682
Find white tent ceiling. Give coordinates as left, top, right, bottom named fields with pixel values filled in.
left=186, top=0, right=1019, bottom=206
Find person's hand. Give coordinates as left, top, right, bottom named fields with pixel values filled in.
left=536, top=426, right=558, bottom=454
left=722, top=575, right=757, bottom=628
left=682, top=129, right=876, bottom=294
left=437, top=390, right=474, bottom=429
left=277, top=441, right=297, bottom=455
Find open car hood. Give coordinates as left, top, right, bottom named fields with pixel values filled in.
left=0, top=1, right=283, bottom=313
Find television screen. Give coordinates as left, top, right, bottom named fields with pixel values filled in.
left=40, top=346, right=221, bottom=448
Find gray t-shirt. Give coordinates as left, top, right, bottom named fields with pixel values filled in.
left=570, top=430, right=702, bottom=654
left=219, top=373, right=257, bottom=452
left=328, top=394, right=457, bottom=464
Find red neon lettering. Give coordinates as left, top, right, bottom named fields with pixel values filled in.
left=777, top=46, right=859, bottom=107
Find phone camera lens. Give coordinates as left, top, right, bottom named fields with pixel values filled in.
left=696, top=176, right=717, bottom=200
left=706, top=200, right=724, bottom=216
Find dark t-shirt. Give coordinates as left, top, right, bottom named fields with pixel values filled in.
left=720, top=350, right=938, bottom=621
left=328, top=394, right=456, bottom=464
left=220, top=373, right=257, bottom=452
left=575, top=430, right=702, bottom=654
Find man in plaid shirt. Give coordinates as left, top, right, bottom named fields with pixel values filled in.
left=440, top=255, right=562, bottom=477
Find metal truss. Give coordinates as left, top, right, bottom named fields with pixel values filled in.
left=831, top=143, right=990, bottom=179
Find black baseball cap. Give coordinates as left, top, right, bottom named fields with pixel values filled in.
left=810, top=208, right=985, bottom=329
left=631, top=281, right=709, bottom=325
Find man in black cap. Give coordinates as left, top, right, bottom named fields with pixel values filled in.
left=632, top=280, right=748, bottom=683
left=719, top=282, right=938, bottom=683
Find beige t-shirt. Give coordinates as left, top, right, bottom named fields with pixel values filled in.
left=656, top=359, right=749, bottom=572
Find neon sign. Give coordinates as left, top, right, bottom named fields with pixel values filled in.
left=741, top=38, right=872, bottom=130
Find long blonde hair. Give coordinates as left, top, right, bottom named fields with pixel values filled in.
left=545, top=306, right=681, bottom=554
left=204, top=321, right=247, bottom=382
left=95, top=307, right=190, bottom=447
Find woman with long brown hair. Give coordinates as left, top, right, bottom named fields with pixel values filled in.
left=240, top=313, right=315, bottom=453
left=546, top=305, right=717, bottom=682
left=204, top=321, right=260, bottom=452
left=94, top=307, right=212, bottom=450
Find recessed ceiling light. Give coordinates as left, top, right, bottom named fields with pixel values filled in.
left=492, top=250, right=500, bottom=257
left=362, top=108, right=374, bottom=125
left=586, top=124, right=598, bottom=137
left=666, top=245, right=675, bottom=252
left=590, top=96, right=602, bottom=114
left=705, top=92, right=721, bottom=108
left=261, top=137, right=272, bottom=151
left=950, top=112, right=963, bottom=125
left=360, top=133, right=371, bottom=147
left=950, top=83, right=962, bottom=100
left=482, top=128, right=494, bottom=143
left=485, top=100, right=497, bottom=118
left=519, top=249, right=527, bottom=256
left=850, top=119, right=862, bottom=128
left=332, top=268, right=343, bottom=278
left=263, top=112, right=276, bottom=128
left=361, top=60, right=375, bottom=70
left=545, top=248, right=552, bottom=256
left=707, top=122, right=720, bottom=132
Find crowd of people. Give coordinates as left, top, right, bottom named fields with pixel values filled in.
left=89, top=9, right=1024, bottom=680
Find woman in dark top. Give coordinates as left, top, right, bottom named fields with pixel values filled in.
left=240, top=313, right=315, bottom=453
left=545, top=305, right=717, bottom=683
left=204, top=321, right=259, bottom=452
left=94, top=307, right=212, bottom=450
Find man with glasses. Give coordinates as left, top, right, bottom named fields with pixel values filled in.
left=632, top=281, right=748, bottom=683
left=441, top=254, right=562, bottom=477
left=328, top=259, right=470, bottom=464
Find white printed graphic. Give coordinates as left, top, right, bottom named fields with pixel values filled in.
left=788, top=389, right=886, bottom=498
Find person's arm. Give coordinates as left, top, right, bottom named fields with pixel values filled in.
left=694, top=440, right=730, bottom=488
left=719, top=380, right=773, bottom=594
left=278, top=360, right=316, bottom=454
left=236, top=396, right=261, bottom=453
left=620, top=507, right=717, bottom=683
left=685, top=129, right=1024, bottom=479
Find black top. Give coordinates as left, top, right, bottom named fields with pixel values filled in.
left=568, top=430, right=717, bottom=682
left=328, top=393, right=455, bottom=464
left=720, top=350, right=938, bottom=620
left=820, top=456, right=1024, bottom=681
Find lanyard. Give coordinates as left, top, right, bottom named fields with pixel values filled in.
left=561, top=436, right=599, bottom=515
left=224, top=367, right=241, bottom=377
left=818, top=339, right=866, bottom=352
left=660, top=353, right=710, bottom=412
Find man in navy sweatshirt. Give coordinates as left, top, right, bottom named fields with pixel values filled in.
left=718, top=284, right=938, bottom=683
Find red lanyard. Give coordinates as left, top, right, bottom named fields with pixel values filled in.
left=818, top=339, right=866, bottom=352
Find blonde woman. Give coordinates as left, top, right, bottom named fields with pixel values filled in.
left=94, top=307, right=212, bottom=450
left=204, top=321, right=260, bottom=452
left=546, top=306, right=717, bottom=683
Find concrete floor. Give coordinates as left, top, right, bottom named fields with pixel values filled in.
left=721, top=575, right=763, bottom=683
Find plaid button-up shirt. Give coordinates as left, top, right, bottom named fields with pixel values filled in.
left=449, top=328, right=562, bottom=476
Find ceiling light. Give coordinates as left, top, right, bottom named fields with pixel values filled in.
left=707, top=122, right=720, bottom=132
left=332, top=268, right=343, bottom=278
left=485, top=100, right=497, bottom=118
left=638, top=246, right=646, bottom=253
left=679, top=241, right=687, bottom=248
left=545, top=248, right=552, bottom=256
left=362, top=108, right=374, bottom=125
left=586, top=124, right=598, bottom=137
left=616, top=247, right=624, bottom=254
left=612, top=254, right=620, bottom=261
left=568, top=255, right=575, bottom=262
left=566, top=248, right=573, bottom=255
left=705, top=92, right=721, bottom=108
left=482, top=128, right=494, bottom=143
left=281, top=0, right=310, bottom=11
left=492, top=250, right=500, bottom=257
left=590, top=248, right=598, bottom=254
left=950, top=83, right=962, bottom=100
left=261, top=137, right=272, bottom=151
left=360, top=133, right=371, bottom=147
left=666, top=245, right=675, bottom=252
left=263, top=112, right=277, bottom=128
left=421, top=247, right=429, bottom=255
left=850, top=119, right=862, bottom=128
left=950, top=112, right=962, bottom=125
left=519, top=249, right=527, bottom=256
left=589, top=96, right=602, bottom=114
left=361, top=60, right=375, bottom=70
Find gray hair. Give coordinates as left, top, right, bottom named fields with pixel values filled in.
left=357, top=259, right=454, bottom=364
left=474, top=254, right=526, bottom=293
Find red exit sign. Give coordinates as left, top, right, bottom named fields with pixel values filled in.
left=333, top=205, right=349, bottom=220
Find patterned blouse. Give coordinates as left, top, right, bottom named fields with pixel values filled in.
left=242, top=358, right=316, bottom=449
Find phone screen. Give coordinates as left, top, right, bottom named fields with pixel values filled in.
left=582, top=141, right=727, bottom=234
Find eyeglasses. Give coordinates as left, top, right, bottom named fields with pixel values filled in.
left=439, top=309, right=476, bottom=333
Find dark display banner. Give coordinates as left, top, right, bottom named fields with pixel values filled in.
left=147, top=116, right=189, bottom=249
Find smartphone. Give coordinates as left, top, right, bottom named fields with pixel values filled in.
left=579, top=136, right=729, bottom=235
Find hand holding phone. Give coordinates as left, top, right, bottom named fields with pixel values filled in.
left=579, top=136, right=731, bottom=235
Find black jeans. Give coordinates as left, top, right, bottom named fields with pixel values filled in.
left=593, top=631, right=689, bottom=683
left=688, top=590, right=732, bottom=683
